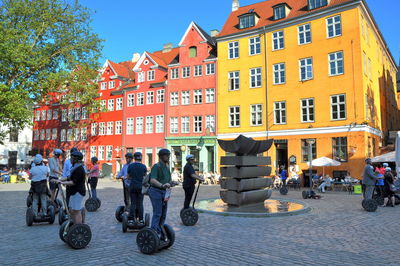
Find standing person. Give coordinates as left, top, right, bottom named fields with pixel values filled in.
left=148, top=149, right=172, bottom=238
left=118, top=153, right=134, bottom=208
left=62, top=147, right=79, bottom=179
left=362, top=158, right=380, bottom=200
left=55, top=151, right=86, bottom=224
left=381, top=167, right=396, bottom=207
left=182, top=155, right=204, bottom=209
left=127, top=152, right=147, bottom=221
left=48, top=149, right=63, bottom=202
left=29, top=155, right=50, bottom=216
left=280, top=165, right=288, bottom=187
left=88, top=157, right=100, bottom=200
left=375, top=164, right=387, bottom=198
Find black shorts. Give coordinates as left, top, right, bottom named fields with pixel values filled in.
left=49, top=176, right=58, bottom=191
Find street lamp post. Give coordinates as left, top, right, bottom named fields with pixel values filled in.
left=307, top=139, right=316, bottom=194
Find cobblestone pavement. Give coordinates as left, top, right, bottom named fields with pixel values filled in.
left=0, top=180, right=399, bottom=266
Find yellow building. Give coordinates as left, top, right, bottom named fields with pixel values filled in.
left=216, top=0, right=399, bottom=180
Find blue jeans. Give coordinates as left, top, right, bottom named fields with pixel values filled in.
left=91, top=189, right=97, bottom=199
left=148, top=187, right=167, bottom=234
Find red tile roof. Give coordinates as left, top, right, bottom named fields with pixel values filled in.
left=151, top=47, right=180, bottom=68
left=218, top=0, right=355, bottom=37
left=108, top=60, right=135, bottom=79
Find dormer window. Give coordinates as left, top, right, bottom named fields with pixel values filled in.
left=308, top=0, right=328, bottom=10
left=239, top=14, right=255, bottom=29
left=274, top=5, right=285, bottom=20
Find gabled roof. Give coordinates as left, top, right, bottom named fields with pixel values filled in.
left=218, top=0, right=354, bottom=38
left=101, top=60, right=135, bottom=79
left=132, top=48, right=179, bottom=71
left=178, top=21, right=215, bottom=46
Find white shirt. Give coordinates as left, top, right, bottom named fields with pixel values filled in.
left=30, top=165, right=50, bottom=182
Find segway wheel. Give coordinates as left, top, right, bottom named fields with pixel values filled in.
left=58, top=207, right=68, bottom=225
left=280, top=187, right=289, bottom=195
left=136, top=228, right=160, bottom=255
left=26, top=194, right=33, bottom=207
left=48, top=205, right=55, bottom=224
left=144, top=213, right=150, bottom=227
left=180, top=208, right=199, bottom=226
left=363, top=199, right=378, bottom=212
left=372, top=195, right=384, bottom=206
left=115, top=206, right=125, bottom=222
left=56, top=199, right=63, bottom=211
left=66, top=224, right=92, bottom=249
left=96, top=198, right=101, bottom=208
left=59, top=221, right=71, bottom=243
left=162, top=224, right=175, bottom=250
left=26, top=208, right=34, bottom=226
left=85, top=198, right=99, bottom=212
left=302, top=191, right=308, bottom=199
left=122, top=213, right=128, bottom=233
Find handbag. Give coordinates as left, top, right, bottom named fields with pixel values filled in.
left=389, top=184, right=397, bottom=192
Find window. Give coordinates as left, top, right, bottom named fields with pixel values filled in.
left=138, top=72, right=145, bottom=82
left=52, top=109, right=58, bottom=120
left=249, top=37, right=261, bottom=55
left=301, top=98, right=315, bottom=122
left=136, top=117, right=144, bottom=134
left=106, top=146, right=113, bottom=160
left=98, top=146, right=105, bottom=160
left=137, top=93, right=144, bottom=106
left=35, top=110, right=40, bottom=121
left=170, top=117, right=178, bottom=134
left=274, top=5, right=286, bottom=20
left=367, top=58, right=372, bottom=79
left=91, top=123, right=97, bottom=136
left=81, top=107, right=88, bottom=120
left=206, top=64, right=215, bottom=75
left=299, top=58, right=313, bottom=81
left=100, top=82, right=107, bottom=90
left=301, top=139, right=317, bottom=162
left=113, top=121, right=121, bottom=135
left=239, top=14, right=255, bottom=29
left=251, top=104, right=263, bottom=126
left=146, top=116, right=154, bottom=134
left=327, top=15, right=341, bottom=38
left=298, top=24, right=311, bottom=45
left=363, top=52, right=367, bottom=75
left=194, top=65, right=203, bottom=77
left=182, top=67, right=190, bottom=78
left=206, top=89, right=215, bottom=103
left=41, top=110, right=46, bottom=120
left=181, top=117, right=190, bottom=133
left=90, top=146, right=97, bottom=159
left=228, top=71, right=240, bottom=91
left=206, top=115, right=215, bottom=132
left=273, top=63, right=286, bottom=84
left=229, top=106, right=240, bottom=127
left=109, top=81, right=115, bottom=89
left=156, top=115, right=164, bottom=133
left=100, top=100, right=106, bottom=111
left=67, top=129, right=73, bottom=141
left=308, top=0, right=328, bottom=10
left=81, top=128, right=87, bottom=141
left=182, top=91, right=190, bottom=105
left=99, top=122, right=105, bottom=135
left=274, top=101, right=286, bottom=124
left=171, top=68, right=179, bottom=79
left=194, top=116, right=203, bottom=133
left=272, top=31, right=284, bottom=50
left=52, top=128, right=57, bottom=140
left=170, top=92, right=179, bottom=106
left=147, top=70, right=155, bottom=81
left=61, top=109, right=66, bottom=122
left=34, top=130, right=39, bottom=141
left=116, top=98, right=123, bottom=110
left=107, top=121, right=114, bottom=135
left=332, top=137, right=348, bottom=162
left=127, top=118, right=134, bottom=135
left=194, top=90, right=202, bottom=104
left=47, top=110, right=52, bottom=120
left=329, top=51, right=344, bottom=76
left=228, top=41, right=239, bottom=59
left=189, top=46, right=197, bottom=58
left=250, top=67, right=262, bottom=88
left=60, top=129, right=66, bottom=142
left=157, top=90, right=165, bottom=103
left=40, top=129, right=45, bottom=140
left=147, top=91, right=154, bottom=104
left=46, top=129, right=51, bottom=140
left=108, top=99, right=114, bottom=111
left=68, top=109, right=74, bottom=121
left=331, top=94, right=346, bottom=120
left=74, top=108, right=81, bottom=120
left=127, top=94, right=135, bottom=107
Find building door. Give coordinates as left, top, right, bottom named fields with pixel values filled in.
left=171, top=146, right=182, bottom=172
left=146, top=148, right=153, bottom=167
left=274, top=140, right=288, bottom=170
left=8, top=151, right=17, bottom=170
left=207, top=146, right=215, bottom=173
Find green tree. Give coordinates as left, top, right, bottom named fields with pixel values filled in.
left=0, top=0, right=103, bottom=142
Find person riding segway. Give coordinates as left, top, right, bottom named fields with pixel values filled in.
left=362, top=158, right=382, bottom=212
left=122, top=152, right=150, bottom=232
left=180, top=154, right=204, bottom=226
left=136, top=149, right=178, bottom=254
left=48, top=149, right=64, bottom=213
left=85, top=157, right=101, bottom=212
left=115, top=153, right=134, bottom=222
left=26, top=154, right=55, bottom=226
left=279, top=166, right=289, bottom=195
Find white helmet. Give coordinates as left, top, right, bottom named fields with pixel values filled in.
left=186, top=154, right=195, bottom=160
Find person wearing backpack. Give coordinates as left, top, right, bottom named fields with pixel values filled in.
left=381, top=167, right=396, bottom=207
left=127, top=152, right=147, bottom=221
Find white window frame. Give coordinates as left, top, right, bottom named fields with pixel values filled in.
left=170, top=92, right=179, bottom=106
left=194, top=65, right=203, bottom=77
left=274, top=101, right=287, bottom=125
left=328, top=51, right=344, bottom=76
left=273, top=63, right=286, bottom=85
left=182, top=91, right=190, bottom=105
left=250, top=104, right=263, bottom=126
left=193, top=116, right=203, bottom=133
left=272, top=31, right=284, bottom=51
left=301, top=98, right=315, bottom=123
left=74, top=108, right=81, bottom=120
left=206, top=115, right=215, bottom=132
left=90, top=146, right=97, bottom=159
left=40, top=129, right=45, bottom=140
left=108, top=99, right=114, bottom=111
left=194, top=89, right=202, bottom=104
left=81, top=107, right=88, bottom=120
left=249, top=36, right=261, bottom=56
left=116, top=98, right=123, bottom=110
left=53, top=109, right=59, bottom=120
left=182, top=67, right=190, bottom=78
left=109, top=80, right=115, bottom=89
left=81, top=128, right=87, bottom=141
left=206, top=63, right=215, bottom=75
left=181, top=117, right=190, bottom=133
left=60, top=129, right=66, bottom=142
left=47, top=110, right=52, bottom=120
left=147, top=70, right=155, bottom=81
left=106, top=145, right=113, bottom=161
left=100, top=82, right=107, bottom=90
left=228, top=71, right=240, bottom=91
left=138, top=72, right=145, bottom=83
left=137, top=92, right=144, bottom=106
left=115, top=120, right=123, bottom=135
left=136, top=117, right=144, bottom=134
left=171, top=68, right=179, bottom=79
left=229, top=106, right=240, bottom=127
left=127, top=94, right=135, bottom=107
left=326, top=15, right=342, bottom=38
left=298, top=24, right=311, bottom=45
left=299, top=58, right=313, bottom=81
left=330, top=94, right=346, bottom=120
left=250, top=67, right=262, bottom=88
left=145, top=116, right=154, bottom=134
left=228, top=41, right=239, bottom=59
left=107, top=121, right=114, bottom=135
left=156, top=115, right=164, bottom=133
left=127, top=118, right=134, bottom=135
left=41, top=110, right=46, bottom=121
left=146, top=91, right=154, bottom=104
left=51, top=128, right=57, bottom=140
left=35, top=110, right=41, bottom=121
left=156, top=90, right=165, bottom=103
left=205, top=88, right=215, bottom=103
left=46, top=129, right=51, bottom=140
left=98, top=146, right=105, bottom=160
left=91, top=123, right=97, bottom=136
left=170, top=117, right=178, bottom=134
left=99, top=122, right=105, bottom=136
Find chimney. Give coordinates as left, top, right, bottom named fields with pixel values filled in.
left=210, top=29, right=220, bottom=37
left=131, top=53, right=140, bottom=63
left=232, top=0, right=239, bottom=12
left=163, top=43, right=173, bottom=53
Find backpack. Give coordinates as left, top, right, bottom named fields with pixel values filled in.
left=142, top=162, right=163, bottom=195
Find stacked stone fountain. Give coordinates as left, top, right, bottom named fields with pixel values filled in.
left=218, top=135, right=273, bottom=206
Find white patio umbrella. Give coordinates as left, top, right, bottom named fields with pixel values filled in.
left=395, top=131, right=400, bottom=178
left=307, top=157, right=341, bottom=176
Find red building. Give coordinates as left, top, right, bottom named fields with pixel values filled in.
left=166, top=22, right=218, bottom=173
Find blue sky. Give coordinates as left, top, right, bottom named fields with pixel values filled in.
left=82, top=0, right=400, bottom=64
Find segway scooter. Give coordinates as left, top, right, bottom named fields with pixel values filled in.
left=279, top=181, right=288, bottom=195
left=122, top=212, right=150, bottom=233
left=180, top=181, right=201, bottom=226
left=26, top=187, right=63, bottom=213
left=26, top=194, right=56, bottom=226
left=57, top=183, right=92, bottom=249
left=115, top=179, right=129, bottom=222
left=85, top=179, right=100, bottom=212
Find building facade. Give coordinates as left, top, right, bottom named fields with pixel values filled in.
left=0, top=125, right=32, bottom=170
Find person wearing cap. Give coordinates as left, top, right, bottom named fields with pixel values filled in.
left=118, top=153, right=134, bottom=208
left=62, top=147, right=79, bottom=179
left=127, top=152, right=147, bottom=221
left=55, top=151, right=86, bottom=224
left=148, top=149, right=173, bottom=237
left=48, top=149, right=63, bottom=201
left=382, top=167, right=396, bottom=207
left=29, top=154, right=50, bottom=216
left=362, top=158, right=381, bottom=201
left=375, top=163, right=388, bottom=197
left=88, top=157, right=100, bottom=200
left=183, top=154, right=204, bottom=209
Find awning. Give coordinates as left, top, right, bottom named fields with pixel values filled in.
left=371, top=151, right=395, bottom=163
